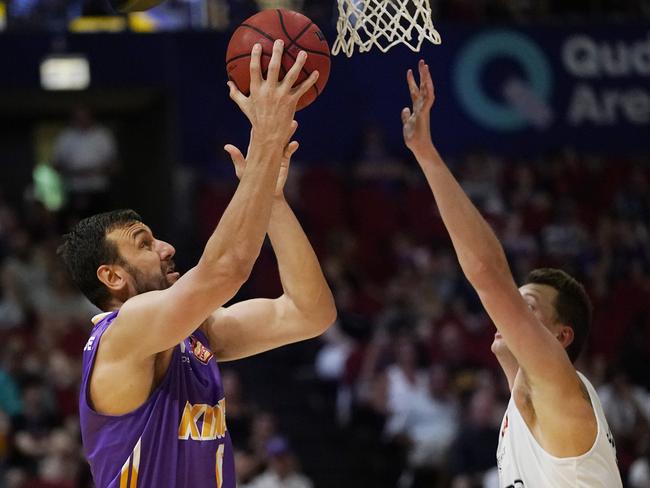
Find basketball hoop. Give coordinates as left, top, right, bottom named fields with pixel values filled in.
left=332, top=0, right=441, bottom=56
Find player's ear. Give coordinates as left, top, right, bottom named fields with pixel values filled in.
left=97, top=264, right=127, bottom=292
left=557, top=325, right=575, bottom=350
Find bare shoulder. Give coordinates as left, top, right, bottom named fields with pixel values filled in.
left=524, top=370, right=598, bottom=457
left=88, top=314, right=166, bottom=416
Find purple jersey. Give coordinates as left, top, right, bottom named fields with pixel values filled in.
left=80, top=311, right=235, bottom=488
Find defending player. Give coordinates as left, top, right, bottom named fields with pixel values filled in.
left=401, top=60, right=623, bottom=487
left=58, top=41, right=336, bottom=488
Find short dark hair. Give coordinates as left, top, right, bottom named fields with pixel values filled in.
left=525, top=268, right=592, bottom=363
left=57, top=209, right=142, bottom=311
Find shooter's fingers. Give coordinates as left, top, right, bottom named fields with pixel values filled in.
left=288, top=120, right=299, bottom=140
left=292, top=70, right=319, bottom=99
left=228, top=81, right=248, bottom=108
left=283, top=51, right=307, bottom=88
left=266, top=39, right=284, bottom=84
left=224, top=144, right=246, bottom=178
left=249, top=44, right=263, bottom=90
left=285, top=140, right=299, bottom=159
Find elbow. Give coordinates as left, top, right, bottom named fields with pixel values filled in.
left=227, top=254, right=255, bottom=284
left=463, top=251, right=511, bottom=291
left=320, top=300, right=338, bottom=333
left=310, top=293, right=338, bottom=337
left=199, top=253, right=254, bottom=294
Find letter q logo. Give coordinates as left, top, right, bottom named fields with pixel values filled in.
left=454, top=30, right=553, bottom=131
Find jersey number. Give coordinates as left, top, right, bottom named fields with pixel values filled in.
left=216, top=444, right=224, bottom=488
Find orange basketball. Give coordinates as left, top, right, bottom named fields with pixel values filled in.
left=226, top=9, right=331, bottom=111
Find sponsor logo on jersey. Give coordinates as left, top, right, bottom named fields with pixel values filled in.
left=505, top=480, right=525, bottom=488
left=189, top=335, right=214, bottom=365
left=178, top=399, right=227, bottom=441
left=83, top=336, right=96, bottom=351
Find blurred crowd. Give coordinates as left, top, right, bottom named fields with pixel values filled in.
left=1, top=119, right=650, bottom=488
left=202, top=135, right=650, bottom=487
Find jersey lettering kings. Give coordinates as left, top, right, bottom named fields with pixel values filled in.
left=80, top=312, right=236, bottom=488
left=178, top=399, right=227, bottom=441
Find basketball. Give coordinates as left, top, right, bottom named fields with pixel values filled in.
left=226, top=9, right=331, bottom=111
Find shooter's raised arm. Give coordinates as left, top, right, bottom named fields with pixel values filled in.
left=105, top=40, right=320, bottom=360
left=204, top=138, right=336, bottom=361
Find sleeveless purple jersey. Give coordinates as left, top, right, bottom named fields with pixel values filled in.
left=80, top=311, right=235, bottom=488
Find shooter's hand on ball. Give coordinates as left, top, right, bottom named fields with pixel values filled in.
left=401, top=59, right=435, bottom=160
left=227, top=40, right=319, bottom=146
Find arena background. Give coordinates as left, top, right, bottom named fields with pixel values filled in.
left=0, top=1, right=649, bottom=487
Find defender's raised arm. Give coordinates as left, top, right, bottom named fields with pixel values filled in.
left=401, top=61, right=597, bottom=458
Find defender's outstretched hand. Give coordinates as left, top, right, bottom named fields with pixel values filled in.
left=224, top=121, right=299, bottom=198
left=227, top=40, right=319, bottom=145
left=402, top=60, right=435, bottom=158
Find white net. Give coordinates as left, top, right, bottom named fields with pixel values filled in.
left=332, top=0, right=441, bottom=56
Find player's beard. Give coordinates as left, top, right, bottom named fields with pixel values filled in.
left=124, top=262, right=170, bottom=295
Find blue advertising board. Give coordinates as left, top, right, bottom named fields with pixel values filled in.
left=0, top=23, right=647, bottom=166
left=322, top=23, right=650, bottom=159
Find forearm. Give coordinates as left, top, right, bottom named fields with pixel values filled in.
left=414, top=144, right=510, bottom=285
left=267, top=197, right=335, bottom=320
left=200, top=134, right=284, bottom=276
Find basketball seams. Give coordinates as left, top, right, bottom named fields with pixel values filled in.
left=237, top=23, right=274, bottom=43
left=274, top=10, right=324, bottom=98
left=226, top=11, right=329, bottom=108
left=232, top=23, right=318, bottom=95
left=227, top=21, right=329, bottom=62
left=225, top=52, right=252, bottom=65
left=286, top=45, right=330, bottom=58
left=276, top=10, right=329, bottom=57
left=276, top=9, right=313, bottom=48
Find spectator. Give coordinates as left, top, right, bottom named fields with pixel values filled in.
left=248, top=412, right=279, bottom=464
left=386, top=335, right=429, bottom=415
left=386, top=363, right=459, bottom=487
left=235, top=448, right=262, bottom=488
left=249, top=437, right=314, bottom=488
left=630, top=443, right=650, bottom=488
left=9, top=380, right=61, bottom=477
left=52, top=106, right=118, bottom=217
left=449, top=387, right=501, bottom=488
left=221, top=369, right=254, bottom=443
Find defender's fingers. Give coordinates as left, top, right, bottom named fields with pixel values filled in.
left=292, top=70, right=319, bottom=98
left=266, top=39, right=284, bottom=83
left=424, top=64, right=435, bottom=104
left=407, top=68, right=419, bottom=103
left=401, top=107, right=411, bottom=125
left=283, top=51, right=307, bottom=88
left=249, top=44, right=263, bottom=89
left=418, top=59, right=427, bottom=89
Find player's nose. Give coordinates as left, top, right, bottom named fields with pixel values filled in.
left=156, top=239, right=176, bottom=260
